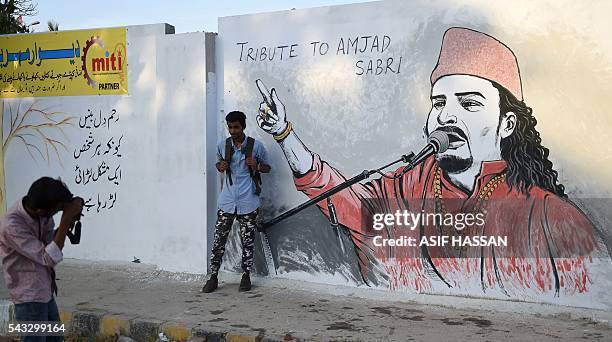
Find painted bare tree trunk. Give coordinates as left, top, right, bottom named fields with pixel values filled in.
left=0, top=100, right=5, bottom=216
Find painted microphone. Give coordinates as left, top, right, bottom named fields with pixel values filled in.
left=399, top=130, right=450, bottom=177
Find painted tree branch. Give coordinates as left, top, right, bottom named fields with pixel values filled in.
left=2, top=102, right=75, bottom=166
left=14, top=134, right=45, bottom=162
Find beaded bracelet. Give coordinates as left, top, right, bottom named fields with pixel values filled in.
left=274, top=122, right=293, bottom=142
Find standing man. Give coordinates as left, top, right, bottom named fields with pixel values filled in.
left=0, top=177, right=83, bottom=342
left=202, top=111, right=271, bottom=293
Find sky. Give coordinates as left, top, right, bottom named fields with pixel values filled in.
left=29, top=0, right=374, bottom=33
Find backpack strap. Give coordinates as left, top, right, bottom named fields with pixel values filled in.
left=224, top=137, right=234, bottom=186
left=244, top=137, right=262, bottom=195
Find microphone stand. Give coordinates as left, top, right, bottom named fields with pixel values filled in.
left=260, top=151, right=417, bottom=230
left=257, top=131, right=446, bottom=275
left=257, top=150, right=419, bottom=276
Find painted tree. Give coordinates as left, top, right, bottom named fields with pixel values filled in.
left=1, top=100, right=74, bottom=215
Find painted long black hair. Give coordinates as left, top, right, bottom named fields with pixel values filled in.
left=494, top=82, right=567, bottom=197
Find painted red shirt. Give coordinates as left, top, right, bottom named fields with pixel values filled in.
left=294, top=154, right=597, bottom=295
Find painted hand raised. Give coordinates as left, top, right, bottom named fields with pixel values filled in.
left=255, top=79, right=288, bottom=136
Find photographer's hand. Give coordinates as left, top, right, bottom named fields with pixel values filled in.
left=64, top=198, right=84, bottom=219
left=55, top=198, right=83, bottom=249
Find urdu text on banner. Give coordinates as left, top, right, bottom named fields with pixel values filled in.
left=0, top=27, right=128, bottom=98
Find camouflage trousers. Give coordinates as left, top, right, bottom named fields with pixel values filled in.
left=209, top=209, right=258, bottom=275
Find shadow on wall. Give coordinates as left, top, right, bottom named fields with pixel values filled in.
left=222, top=206, right=365, bottom=284
left=220, top=8, right=498, bottom=285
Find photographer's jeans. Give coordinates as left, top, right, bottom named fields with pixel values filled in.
left=14, top=297, right=62, bottom=342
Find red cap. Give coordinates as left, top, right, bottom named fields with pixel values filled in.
left=430, top=27, right=523, bottom=101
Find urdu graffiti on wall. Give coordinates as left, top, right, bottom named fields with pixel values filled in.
left=72, top=108, right=123, bottom=213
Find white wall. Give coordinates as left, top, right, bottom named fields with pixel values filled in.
left=3, top=1, right=612, bottom=310
left=4, top=25, right=212, bottom=273
left=217, top=0, right=612, bottom=308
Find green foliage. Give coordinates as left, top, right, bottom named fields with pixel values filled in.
left=0, top=0, right=37, bottom=34
left=47, top=19, right=58, bottom=31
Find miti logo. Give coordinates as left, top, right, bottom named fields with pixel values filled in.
left=81, top=36, right=126, bottom=90
left=91, top=50, right=122, bottom=72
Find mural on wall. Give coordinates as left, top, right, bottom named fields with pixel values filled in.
left=249, top=27, right=608, bottom=298
left=0, top=100, right=124, bottom=217
left=3, top=25, right=212, bottom=273
left=0, top=26, right=129, bottom=215
left=0, top=100, right=75, bottom=215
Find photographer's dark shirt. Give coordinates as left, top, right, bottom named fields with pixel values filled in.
left=0, top=200, right=63, bottom=304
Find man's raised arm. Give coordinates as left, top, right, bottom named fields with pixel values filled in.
left=255, top=79, right=313, bottom=175
left=253, top=79, right=404, bottom=234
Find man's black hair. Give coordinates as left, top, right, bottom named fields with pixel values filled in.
left=493, top=82, right=566, bottom=197
left=226, top=111, right=247, bottom=129
left=24, top=177, right=73, bottom=210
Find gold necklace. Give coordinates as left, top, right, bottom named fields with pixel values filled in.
left=433, top=166, right=506, bottom=247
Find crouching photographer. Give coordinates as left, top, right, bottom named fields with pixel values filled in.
left=0, top=177, right=83, bottom=342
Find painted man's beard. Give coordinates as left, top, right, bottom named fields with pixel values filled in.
left=436, top=154, right=473, bottom=174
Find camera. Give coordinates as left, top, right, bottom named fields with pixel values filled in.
left=67, top=196, right=84, bottom=245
